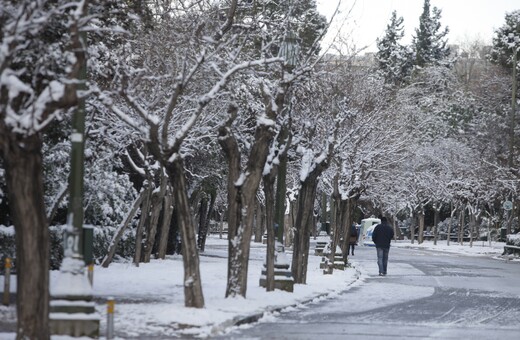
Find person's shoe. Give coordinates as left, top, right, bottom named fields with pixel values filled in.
left=379, top=273, right=384, bottom=276
left=382, top=273, right=387, bottom=276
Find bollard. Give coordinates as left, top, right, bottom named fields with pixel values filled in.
left=107, top=297, right=115, bottom=339
left=87, top=264, right=94, bottom=286
left=3, top=258, right=11, bottom=306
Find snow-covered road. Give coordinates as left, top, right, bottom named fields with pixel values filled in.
left=219, top=246, right=520, bottom=339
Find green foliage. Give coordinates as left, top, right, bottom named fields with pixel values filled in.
left=0, top=224, right=137, bottom=273
left=488, top=10, right=520, bottom=69
left=412, top=0, right=450, bottom=67
left=236, top=0, right=326, bottom=60
left=376, top=11, right=413, bottom=85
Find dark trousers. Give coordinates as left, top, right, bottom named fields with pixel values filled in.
left=376, top=247, right=390, bottom=274
left=349, top=243, right=355, bottom=255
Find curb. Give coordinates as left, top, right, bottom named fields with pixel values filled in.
left=207, top=267, right=362, bottom=337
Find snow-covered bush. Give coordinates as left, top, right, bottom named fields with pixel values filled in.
left=0, top=224, right=136, bottom=272
left=506, top=233, right=520, bottom=247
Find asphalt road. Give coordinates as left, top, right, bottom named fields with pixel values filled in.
left=217, top=245, right=520, bottom=339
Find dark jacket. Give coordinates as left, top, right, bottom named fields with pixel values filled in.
left=372, top=222, right=394, bottom=249
left=349, top=225, right=358, bottom=244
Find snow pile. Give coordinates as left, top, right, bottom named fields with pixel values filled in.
left=392, top=239, right=506, bottom=257
left=506, top=233, right=520, bottom=246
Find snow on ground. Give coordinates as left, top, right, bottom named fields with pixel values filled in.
left=0, top=235, right=516, bottom=339
left=391, top=239, right=512, bottom=259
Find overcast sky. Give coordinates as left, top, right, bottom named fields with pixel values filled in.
left=316, top=0, right=520, bottom=53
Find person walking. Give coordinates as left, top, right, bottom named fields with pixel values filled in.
left=348, top=223, right=358, bottom=256
left=372, top=216, right=394, bottom=276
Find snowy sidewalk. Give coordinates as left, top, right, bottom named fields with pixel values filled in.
left=0, top=235, right=361, bottom=339
left=92, top=236, right=361, bottom=338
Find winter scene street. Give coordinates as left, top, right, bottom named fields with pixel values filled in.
left=2, top=0, right=520, bottom=339
left=218, top=242, right=520, bottom=339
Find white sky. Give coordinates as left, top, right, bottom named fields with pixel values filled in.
left=317, top=0, right=520, bottom=53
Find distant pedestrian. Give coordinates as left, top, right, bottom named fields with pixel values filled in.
left=372, top=216, right=394, bottom=276
left=348, top=223, right=358, bottom=255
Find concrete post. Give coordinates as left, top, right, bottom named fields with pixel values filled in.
left=87, top=264, right=94, bottom=286
left=107, top=298, right=115, bottom=339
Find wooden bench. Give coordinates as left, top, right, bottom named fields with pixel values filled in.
left=503, top=244, right=520, bottom=256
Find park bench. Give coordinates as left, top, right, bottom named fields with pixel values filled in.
left=314, top=241, right=327, bottom=256
left=503, top=244, right=520, bottom=256
left=320, top=246, right=345, bottom=271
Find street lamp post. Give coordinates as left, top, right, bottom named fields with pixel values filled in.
left=270, top=31, right=300, bottom=292
left=49, top=29, right=100, bottom=337
left=275, top=31, right=300, bottom=246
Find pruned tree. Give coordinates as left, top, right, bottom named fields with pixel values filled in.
left=0, top=1, right=89, bottom=337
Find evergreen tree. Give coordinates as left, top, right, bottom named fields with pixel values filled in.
left=488, top=10, right=520, bottom=69
left=412, top=0, right=450, bottom=67
left=237, top=0, right=326, bottom=59
left=376, top=11, right=413, bottom=85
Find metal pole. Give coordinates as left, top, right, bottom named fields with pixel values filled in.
left=509, top=49, right=517, bottom=168
left=2, top=258, right=11, bottom=306
left=107, top=298, right=115, bottom=339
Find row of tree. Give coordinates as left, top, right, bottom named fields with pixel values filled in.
left=1, top=1, right=519, bottom=338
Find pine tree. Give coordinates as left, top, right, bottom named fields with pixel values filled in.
left=488, top=10, right=520, bottom=69
left=376, top=11, right=413, bottom=85
left=412, top=0, right=450, bottom=67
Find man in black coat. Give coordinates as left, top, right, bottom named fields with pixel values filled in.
left=372, top=216, right=394, bottom=276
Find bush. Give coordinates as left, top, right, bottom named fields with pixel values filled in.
left=0, top=224, right=136, bottom=273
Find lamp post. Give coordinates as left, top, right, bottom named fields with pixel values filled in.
left=263, top=31, right=299, bottom=292
left=275, top=31, right=300, bottom=246
left=509, top=41, right=518, bottom=169
left=49, top=28, right=99, bottom=337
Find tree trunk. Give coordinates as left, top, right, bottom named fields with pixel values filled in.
left=341, top=197, right=355, bottom=256
left=2, top=134, right=50, bottom=339
left=157, top=186, right=174, bottom=259
left=287, top=198, right=297, bottom=247
left=459, top=207, right=466, bottom=245
left=433, top=206, right=439, bottom=246
left=102, top=190, right=146, bottom=267
left=321, top=192, right=327, bottom=235
left=274, top=138, right=288, bottom=243
left=410, top=212, right=415, bottom=244
left=47, top=183, right=68, bottom=224
left=263, top=173, right=276, bottom=291
left=196, top=196, right=209, bottom=251
left=448, top=202, right=454, bottom=246
left=198, top=191, right=215, bottom=253
left=219, top=104, right=275, bottom=298
left=469, top=212, right=476, bottom=247
left=327, top=175, right=340, bottom=274
left=143, top=172, right=167, bottom=262
left=418, top=210, right=425, bottom=244
left=292, top=175, right=319, bottom=284
left=254, top=198, right=263, bottom=243
left=133, top=185, right=152, bottom=266
left=167, top=158, right=204, bottom=308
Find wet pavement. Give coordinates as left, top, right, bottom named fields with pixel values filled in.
left=216, top=245, right=520, bottom=339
